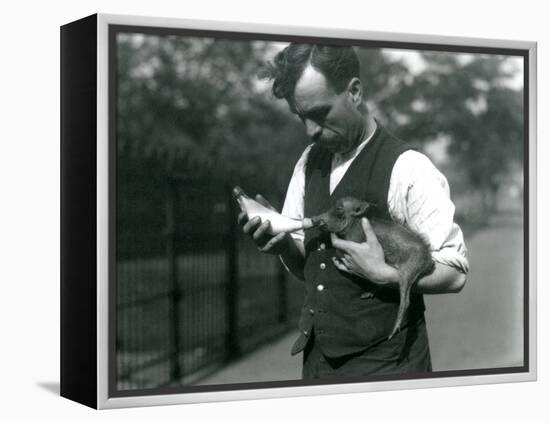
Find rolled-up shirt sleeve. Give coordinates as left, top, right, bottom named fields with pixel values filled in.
left=388, top=150, right=469, bottom=274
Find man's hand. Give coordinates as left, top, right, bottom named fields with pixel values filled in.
left=331, top=217, right=399, bottom=287
left=237, top=194, right=290, bottom=255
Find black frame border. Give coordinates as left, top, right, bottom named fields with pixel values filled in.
left=60, top=13, right=99, bottom=409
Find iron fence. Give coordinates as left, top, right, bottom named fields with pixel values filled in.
left=115, top=153, right=303, bottom=390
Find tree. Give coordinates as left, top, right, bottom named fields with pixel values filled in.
left=116, top=34, right=309, bottom=201
left=383, top=51, right=523, bottom=213
left=117, top=36, right=524, bottom=216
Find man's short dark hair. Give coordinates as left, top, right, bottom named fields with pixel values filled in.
left=260, top=44, right=360, bottom=102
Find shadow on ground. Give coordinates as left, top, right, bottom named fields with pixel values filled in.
left=36, top=381, right=60, bottom=396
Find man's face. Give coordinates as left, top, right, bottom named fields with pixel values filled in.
left=290, top=65, right=364, bottom=154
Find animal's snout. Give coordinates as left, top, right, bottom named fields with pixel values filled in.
left=310, top=214, right=330, bottom=231
left=317, top=222, right=331, bottom=234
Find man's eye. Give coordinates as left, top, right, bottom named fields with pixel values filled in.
left=309, top=108, right=329, bottom=123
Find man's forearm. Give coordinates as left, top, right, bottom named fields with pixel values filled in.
left=413, top=262, right=467, bottom=294
left=279, top=236, right=306, bottom=281
left=279, top=235, right=467, bottom=290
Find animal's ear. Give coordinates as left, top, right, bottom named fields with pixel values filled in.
left=351, top=201, right=371, bottom=217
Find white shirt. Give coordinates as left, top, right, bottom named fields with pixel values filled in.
left=281, top=131, right=469, bottom=274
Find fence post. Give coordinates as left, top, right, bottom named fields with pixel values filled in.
left=226, top=186, right=240, bottom=359
left=166, top=178, right=182, bottom=382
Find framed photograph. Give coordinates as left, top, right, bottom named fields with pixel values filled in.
left=60, top=13, right=537, bottom=409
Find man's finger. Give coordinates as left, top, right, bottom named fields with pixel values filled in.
left=341, top=255, right=351, bottom=267
left=242, top=216, right=261, bottom=234
left=259, top=232, right=286, bottom=252
left=237, top=211, right=249, bottom=226
left=332, top=257, right=350, bottom=273
left=330, top=233, right=354, bottom=252
left=255, top=194, right=276, bottom=211
left=361, top=217, right=377, bottom=242
left=252, top=220, right=271, bottom=241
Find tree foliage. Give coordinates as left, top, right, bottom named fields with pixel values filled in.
left=116, top=34, right=524, bottom=213
left=378, top=52, right=523, bottom=210
left=117, top=34, right=307, bottom=203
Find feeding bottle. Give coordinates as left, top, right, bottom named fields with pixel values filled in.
left=232, top=186, right=315, bottom=235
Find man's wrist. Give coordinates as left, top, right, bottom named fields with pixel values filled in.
left=376, top=265, right=400, bottom=289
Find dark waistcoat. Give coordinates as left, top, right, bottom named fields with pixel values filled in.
left=291, top=124, right=426, bottom=358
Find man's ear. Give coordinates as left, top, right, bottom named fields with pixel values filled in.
left=347, top=77, right=363, bottom=106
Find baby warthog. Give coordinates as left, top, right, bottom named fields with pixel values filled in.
left=310, top=197, right=434, bottom=339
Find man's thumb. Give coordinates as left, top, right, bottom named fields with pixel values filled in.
left=361, top=217, right=376, bottom=241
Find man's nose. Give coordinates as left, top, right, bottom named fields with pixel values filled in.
left=305, top=119, right=322, bottom=141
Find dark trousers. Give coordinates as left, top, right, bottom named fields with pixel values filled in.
left=302, top=319, right=432, bottom=379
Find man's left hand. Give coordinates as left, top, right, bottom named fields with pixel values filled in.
left=331, top=217, right=399, bottom=287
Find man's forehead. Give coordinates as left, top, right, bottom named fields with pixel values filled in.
left=292, top=65, right=336, bottom=112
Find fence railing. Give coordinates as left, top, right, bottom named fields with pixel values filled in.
left=116, top=164, right=302, bottom=390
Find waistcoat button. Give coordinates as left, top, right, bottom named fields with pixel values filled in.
left=317, top=284, right=324, bottom=292
left=319, top=263, right=326, bottom=270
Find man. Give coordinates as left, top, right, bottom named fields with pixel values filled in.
left=238, top=44, right=469, bottom=379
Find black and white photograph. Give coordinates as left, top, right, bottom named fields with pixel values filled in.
left=4, top=0, right=549, bottom=421
left=109, top=23, right=529, bottom=397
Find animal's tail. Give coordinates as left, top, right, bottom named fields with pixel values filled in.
left=388, top=271, right=413, bottom=340
left=388, top=254, right=430, bottom=340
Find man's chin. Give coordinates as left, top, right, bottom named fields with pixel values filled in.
left=318, top=139, right=343, bottom=153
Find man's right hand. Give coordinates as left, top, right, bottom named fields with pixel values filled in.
left=237, top=193, right=290, bottom=255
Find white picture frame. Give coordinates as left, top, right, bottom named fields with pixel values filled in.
left=60, top=13, right=537, bottom=409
